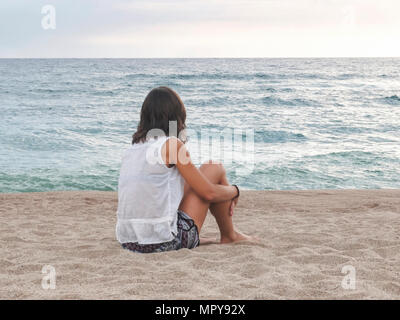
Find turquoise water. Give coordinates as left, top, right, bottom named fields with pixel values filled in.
left=1, top=58, right=399, bottom=193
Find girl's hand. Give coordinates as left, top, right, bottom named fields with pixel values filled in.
left=229, top=196, right=239, bottom=216
left=229, top=184, right=240, bottom=216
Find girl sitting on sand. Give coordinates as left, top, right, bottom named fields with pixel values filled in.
left=116, top=86, right=252, bottom=253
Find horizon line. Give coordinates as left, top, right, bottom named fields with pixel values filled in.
left=1, top=56, right=399, bottom=59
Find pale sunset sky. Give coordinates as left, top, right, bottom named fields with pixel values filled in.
left=0, top=0, right=399, bottom=58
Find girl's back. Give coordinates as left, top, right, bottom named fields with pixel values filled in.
left=116, top=136, right=184, bottom=245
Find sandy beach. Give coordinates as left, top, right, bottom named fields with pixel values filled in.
left=0, top=189, right=399, bottom=300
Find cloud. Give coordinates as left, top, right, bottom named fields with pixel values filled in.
left=0, top=0, right=399, bottom=57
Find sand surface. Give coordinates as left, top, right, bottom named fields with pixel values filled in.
left=0, top=190, right=399, bottom=299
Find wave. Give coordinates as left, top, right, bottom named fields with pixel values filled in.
left=115, top=71, right=372, bottom=82
left=0, top=171, right=116, bottom=193
left=178, top=128, right=307, bottom=144
left=123, top=73, right=158, bottom=79
left=123, top=72, right=301, bottom=81
left=335, top=73, right=358, bottom=80
left=167, top=73, right=270, bottom=81
left=383, top=95, right=400, bottom=105
left=262, top=87, right=295, bottom=93
left=92, top=90, right=117, bottom=96
left=305, top=151, right=380, bottom=163
left=256, top=130, right=307, bottom=143
left=28, top=88, right=72, bottom=94
left=261, top=96, right=314, bottom=106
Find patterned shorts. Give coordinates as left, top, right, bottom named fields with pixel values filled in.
left=121, top=210, right=200, bottom=254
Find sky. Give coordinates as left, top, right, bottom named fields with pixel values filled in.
left=0, top=0, right=399, bottom=58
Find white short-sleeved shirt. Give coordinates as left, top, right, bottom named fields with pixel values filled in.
left=116, top=136, right=185, bottom=244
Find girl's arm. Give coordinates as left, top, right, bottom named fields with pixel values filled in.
left=161, top=138, right=238, bottom=202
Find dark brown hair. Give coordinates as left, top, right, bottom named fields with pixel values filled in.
left=132, top=87, right=187, bottom=144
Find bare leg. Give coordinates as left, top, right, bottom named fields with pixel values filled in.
left=203, top=163, right=253, bottom=243
left=178, top=161, right=252, bottom=244
left=208, top=171, right=240, bottom=242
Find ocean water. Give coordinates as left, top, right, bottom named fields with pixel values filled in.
left=0, top=58, right=399, bottom=193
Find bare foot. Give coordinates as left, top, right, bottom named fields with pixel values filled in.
left=220, top=231, right=259, bottom=244
left=199, top=237, right=219, bottom=245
